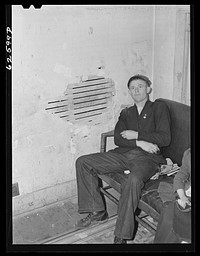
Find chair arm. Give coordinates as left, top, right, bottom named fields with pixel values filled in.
left=100, top=130, right=114, bottom=152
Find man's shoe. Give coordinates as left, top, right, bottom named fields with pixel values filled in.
left=75, top=210, right=108, bottom=229
left=114, top=236, right=127, bottom=244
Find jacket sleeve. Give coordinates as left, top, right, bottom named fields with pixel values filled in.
left=137, top=102, right=171, bottom=147
left=173, top=148, right=191, bottom=192
left=114, top=109, right=137, bottom=148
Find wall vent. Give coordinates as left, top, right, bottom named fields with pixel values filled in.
left=45, top=76, right=115, bottom=122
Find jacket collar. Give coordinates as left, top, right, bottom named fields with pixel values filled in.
left=134, top=99, right=152, bottom=110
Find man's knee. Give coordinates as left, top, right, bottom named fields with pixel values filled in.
left=76, top=155, right=84, bottom=166
left=75, top=155, right=88, bottom=170
left=127, top=172, right=144, bottom=187
left=75, top=154, right=97, bottom=174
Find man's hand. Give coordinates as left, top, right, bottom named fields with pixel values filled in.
left=120, top=130, right=138, bottom=140
left=136, top=140, right=159, bottom=154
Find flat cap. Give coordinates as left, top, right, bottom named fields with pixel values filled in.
left=127, top=74, right=152, bottom=88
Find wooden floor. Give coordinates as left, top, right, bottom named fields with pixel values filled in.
left=13, top=195, right=155, bottom=245
left=42, top=215, right=155, bottom=244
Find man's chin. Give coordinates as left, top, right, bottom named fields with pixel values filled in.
left=133, top=97, right=142, bottom=102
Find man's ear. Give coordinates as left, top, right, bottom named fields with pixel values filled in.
left=147, top=87, right=152, bottom=94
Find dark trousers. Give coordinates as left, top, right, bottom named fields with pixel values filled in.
left=76, top=149, right=159, bottom=239
left=154, top=200, right=191, bottom=243
left=154, top=202, right=180, bottom=243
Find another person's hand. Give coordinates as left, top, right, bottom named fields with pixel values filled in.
left=136, top=140, right=159, bottom=154
left=120, top=130, right=138, bottom=140
left=185, top=185, right=191, bottom=197
left=176, top=188, right=191, bottom=209
left=177, top=196, right=191, bottom=209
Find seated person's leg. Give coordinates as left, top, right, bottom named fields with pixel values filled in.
left=114, top=159, right=158, bottom=242
left=75, top=151, right=127, bottom=228
left=173, top=200, right=191, bottom=242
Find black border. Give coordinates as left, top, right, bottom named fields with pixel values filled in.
left=5, top=4, right=196, bottom=253
left=5, top=3, right=12, bottom=254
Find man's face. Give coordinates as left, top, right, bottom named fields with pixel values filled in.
left=128, top=79, right=150, bottom=103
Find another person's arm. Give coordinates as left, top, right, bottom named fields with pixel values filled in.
left=173, top=149, right=191, bottom=208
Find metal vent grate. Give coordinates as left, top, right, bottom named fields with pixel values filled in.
left=45, top=76, right=115, bottom=122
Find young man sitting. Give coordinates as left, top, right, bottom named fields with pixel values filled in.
left=75, top=74, right=171, bottom=244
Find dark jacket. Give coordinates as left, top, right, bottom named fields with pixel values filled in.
left=113, top=100, right=171, bottom=163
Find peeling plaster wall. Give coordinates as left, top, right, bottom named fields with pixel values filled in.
left=152, top=6, right=178, bottom=100
left=12, top=5, right=155, bottom=215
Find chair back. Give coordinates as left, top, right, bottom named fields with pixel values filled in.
left=156, top=98, right=191, bottom=166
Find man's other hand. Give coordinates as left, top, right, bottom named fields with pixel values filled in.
left=120, top=130, right=138, bottom=140
left=136, top=140, right=159, bottom=154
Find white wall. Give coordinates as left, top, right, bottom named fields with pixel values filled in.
left=12, top=5, right=190, bottom=216
left=152, top=5, right=177, bottom=100
left=12, top=5, right=155, bottom=215
left=152, top=5, right=190, bottom=102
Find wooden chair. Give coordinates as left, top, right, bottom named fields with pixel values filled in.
left=97, top=98, right=191, bottom=235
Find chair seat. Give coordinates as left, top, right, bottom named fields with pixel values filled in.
left=98, top=172, right=174, bottom=221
